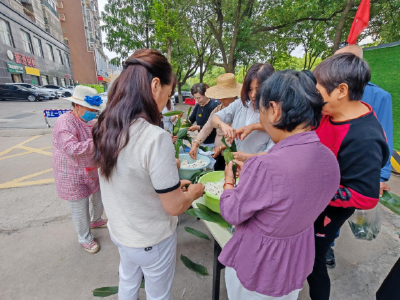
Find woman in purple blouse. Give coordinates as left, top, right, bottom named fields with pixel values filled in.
left=219, top=70, right=340, bottom=299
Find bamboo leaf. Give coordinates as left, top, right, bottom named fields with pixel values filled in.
left=184, top=226, right=210, bottom=240
left=186, top=207, right=230, bottom=228
left=197, top=204, right=230, bottom=228
left=93, top=286, right=118, bottom=297
left=177, top=128, right=189, bottom=139
left=173, top=117, right=182, bottom=135
left=186, top=106, right=193, bottom=123
left=180, top=254, right=209, bottom=276
left=162, top=110, right=184, bottom=117
left=175, top=139, right=183, bottom=159
left=221, top=136, right=232, bottom=152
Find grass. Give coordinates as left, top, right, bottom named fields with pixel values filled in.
left=363, top=44, right=400, bottom=151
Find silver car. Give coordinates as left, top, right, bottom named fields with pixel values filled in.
left=7, top=83, right=56, bottom=99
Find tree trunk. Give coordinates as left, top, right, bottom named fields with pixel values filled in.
left=167, top=37, right=172, bottom=63
left=333, top=0, right=356, bottom=52
left=199, top=62, right=204, bottom=83
left=145, top=24, right=150, bottom=48
left=177, top=84, right=183, bottom=103
left=225, top=61, right=236, bottom=73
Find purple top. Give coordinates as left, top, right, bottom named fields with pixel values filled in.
left=218, top=131, right=340, bottom=297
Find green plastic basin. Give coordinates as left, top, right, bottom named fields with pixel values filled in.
left=198, top=171, right=225, bottom=213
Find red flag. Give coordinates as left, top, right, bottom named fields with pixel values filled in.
left=347, top=0, right=370, bottom=44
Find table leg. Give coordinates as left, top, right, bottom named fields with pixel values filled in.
left=212, top=240, right=225, bottom=300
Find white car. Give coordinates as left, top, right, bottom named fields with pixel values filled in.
left=41, top=85, right=72, bottom=97
left=7, top=83, right=57, bottom=99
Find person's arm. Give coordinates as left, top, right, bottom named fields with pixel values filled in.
left=54, top=121, right=93, bottom=157
left=147, top=131, right=204, bottom=216
left=233, top=151, right=266, bottom=162
left=235, top=123, right=266, bottom=141
left=195, top=106, right=220, bottom=144
left=375, top=92, right=393, bottom=182
left=220, top=158, right=272, bottom=225
left=331, top=137, right=389, bottom=210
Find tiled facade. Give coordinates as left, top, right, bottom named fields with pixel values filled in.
left=0, top=1, right=73, bottom=85
left=57, top=0, right=109, bottom=85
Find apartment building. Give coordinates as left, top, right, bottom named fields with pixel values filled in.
left=56, top=0, right=110, bottom=86
left=0, top=0, right=73, bottom=85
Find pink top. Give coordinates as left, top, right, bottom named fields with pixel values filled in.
left=52, top=111, right=100, bottom=201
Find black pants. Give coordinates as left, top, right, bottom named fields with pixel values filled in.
left=214, top=154, right=226, bottom=171
left=376, top=257, right=400, bottom=299
left=307, top=206, right=355, bottom=300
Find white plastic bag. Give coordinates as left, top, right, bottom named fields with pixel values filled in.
left=348, top=204, right=382, bottom=241
left=198, top=149, right=216, bottom=170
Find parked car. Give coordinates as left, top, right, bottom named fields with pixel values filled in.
left=173, top=91, right=192, bottom=103
left=41, top=85, right=72, bottom=97
left=0, top=84, right=47, bottom=102
left=7, top=83, right=57, bottom=99
left=98, top=92, right=108, bottom=103
left=66, top=86, right=75, bottom=90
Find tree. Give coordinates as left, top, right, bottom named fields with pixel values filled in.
left=101, top=0, right=155, bottom=64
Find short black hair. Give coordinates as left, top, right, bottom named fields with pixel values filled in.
left=256, top=70, right=325, bottom=132
left=313, top=53, right=371, bottom=100
left=241, top=63, right=275, bottom=106
left=191, top=83, right=209, bottom=96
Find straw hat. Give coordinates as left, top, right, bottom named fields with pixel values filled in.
left=205, top=73, right=242, bottom=99
left=64, top=85, right=106, bottom=111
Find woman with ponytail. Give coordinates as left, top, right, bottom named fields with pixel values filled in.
left=92, top=49, right=204, bottom=300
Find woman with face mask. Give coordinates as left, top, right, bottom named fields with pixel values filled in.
left=52, top=85, right=108, bottom=254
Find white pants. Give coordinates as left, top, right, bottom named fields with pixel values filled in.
left=68, top=190, right=103, bottom=244
left=113, top=231, right=177, bottom=300
left=225, top=267, right=301, bottom=300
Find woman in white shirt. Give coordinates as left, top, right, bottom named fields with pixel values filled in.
left=92, top=49, right=204, bottom=300
left=210, top=63, right=275, bottom=161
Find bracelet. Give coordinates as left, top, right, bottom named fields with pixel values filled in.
left=223, top=182, right=234, bottom=188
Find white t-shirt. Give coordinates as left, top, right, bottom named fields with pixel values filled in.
left=99, top=118, right=180, bottom=248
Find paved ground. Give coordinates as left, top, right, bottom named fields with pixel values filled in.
left=0, top=101, right=399, bottom=299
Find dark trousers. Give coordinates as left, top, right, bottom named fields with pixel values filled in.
left=376, top=257, right=400, bottom=299
left=214, top=154, right=226, bottom=171
left=307, top=206, right=355, bottom=300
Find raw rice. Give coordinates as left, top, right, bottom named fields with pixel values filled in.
left=205, top=179, right=225, bottom=197
left=181, top=159, right=207, bottom=169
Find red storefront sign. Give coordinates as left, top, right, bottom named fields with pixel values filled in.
left=98, top=76, right=104, bottom=81
left=14, top=52, right=36, bottom=67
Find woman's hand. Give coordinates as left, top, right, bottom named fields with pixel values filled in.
left=220, top=123, right=236, bottom=144
left=380, top=182, right=390, bottom=197
left=171, top=134, right=178, bottom=143
left=235, top=124, right=254, bottom=141
left=233, top=151, right=253, bottom=163
left=233, top=159, right=244, bottom=177
left=188, top=125, right=201, bottom=131
left=212, top=146, right=221, bottom=158
left=189, top=143, right=199, bottom=160
left=224, top=162, right=235, bottom=190
left=187, top=183, right=205, bottom=200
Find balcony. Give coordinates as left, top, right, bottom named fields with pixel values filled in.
left=20, top=0, right=32, bottom=4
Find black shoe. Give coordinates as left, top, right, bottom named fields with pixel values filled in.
left=326, top=247, right=336, bottom=268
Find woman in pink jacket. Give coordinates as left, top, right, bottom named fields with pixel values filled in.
left=52, top=85, right=107, bottom=254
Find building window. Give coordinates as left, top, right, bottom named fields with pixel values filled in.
left=59, top=13, right=66, bottom=21
left=0, top=18, right=13, bottom=47
left=33, top=37, right=43, bottom=57
left=21, top=30, right=33, bottom=53
left=41, top=75, right=49, bottom=86
left=46, top=44, right=54, bottom=61
left=57, top=49, right=63, bottom=65
left=64, top=53, right=70, bottom=66
left=56, top=1, right=63, bottom=8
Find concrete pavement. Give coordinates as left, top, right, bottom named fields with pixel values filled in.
left=0, top=102, right=399, bottom=299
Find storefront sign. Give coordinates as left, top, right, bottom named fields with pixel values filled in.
left=98, top=76, right=103, bottom=81
left=25, top=66, right=40, bottom=76
left=43, top=109, right=71, bottom=118
left=6, top=62, right=24, bottom=74
left=14, top=52, right=36, bottom=67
